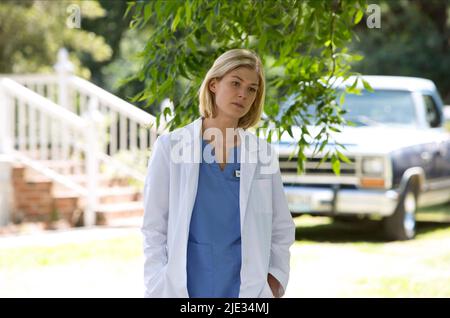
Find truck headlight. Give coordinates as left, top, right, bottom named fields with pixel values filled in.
left=362, top=157, right=384, bottom=175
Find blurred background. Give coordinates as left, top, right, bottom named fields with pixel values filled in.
left=0, top=0, right=449, bottom=297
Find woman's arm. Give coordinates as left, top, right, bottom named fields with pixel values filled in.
left=142, top=135, right=170, bottom=297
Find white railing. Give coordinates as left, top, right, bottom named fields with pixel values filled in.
left=1, top=74, right=60, bottom=105
left=0, top=49, right=164, bottom=226
left=0, top=78, right=97, bottom=225
left=69, top=76, right=160, bottom=182
left=3, top=60, right=163, bottom=183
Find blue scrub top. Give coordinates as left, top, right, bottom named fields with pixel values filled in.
left=187, top=139, right=242, bottom=298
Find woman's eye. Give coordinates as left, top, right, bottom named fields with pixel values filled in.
left=249, top=87, right=257, bottom=93
left=232, top=81, right=240, bottom=86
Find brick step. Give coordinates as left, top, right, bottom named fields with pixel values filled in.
left=66, top=174, right=131, bottom=187
left=53, top=194, right=80, bottom=222
left=54, top=186, right=141, bottom=204
left=95, top=201, right=144, bottom=226
left=11, top=163, right=142, bottom=227
left=26, top=160, right=86, bottom=175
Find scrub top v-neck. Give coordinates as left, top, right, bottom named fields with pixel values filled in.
left=187, top=139, right=242, bottom=298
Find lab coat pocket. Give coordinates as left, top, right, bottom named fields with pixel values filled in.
left=253, top=179, right=272, bottom=214
left=187, top=241, right=214, bottom=297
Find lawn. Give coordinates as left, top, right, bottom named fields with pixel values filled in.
left=0, top=234, right=141, bottom=270
left=1, top=205, right=449, bottom=297
left=287, top=205, right=450, bottom=297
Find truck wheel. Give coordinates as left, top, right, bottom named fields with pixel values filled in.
left=383, top=185, right=417, bottom=241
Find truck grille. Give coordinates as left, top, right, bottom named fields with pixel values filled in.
left=279, top=156, right=356, bottom=176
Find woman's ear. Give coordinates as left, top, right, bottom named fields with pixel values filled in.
left=209, top=78, right=217, bottom=93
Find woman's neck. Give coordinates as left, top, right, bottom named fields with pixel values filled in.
left=202, top=116, right=240, bottom=147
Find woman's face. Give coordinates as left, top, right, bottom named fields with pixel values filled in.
left=209, top=66, right=259, bottom=121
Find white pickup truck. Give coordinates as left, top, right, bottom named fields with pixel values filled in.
left=276, top=76, right=450, bottom=240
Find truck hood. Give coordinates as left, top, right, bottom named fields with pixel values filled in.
left=276, top=125, right=446, bottom=155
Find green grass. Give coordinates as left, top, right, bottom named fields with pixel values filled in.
left=293, top=213, right=450, bottom=297
left=2, top=206, right=450, bottom=297
left=423, top=251, right=450, bottom=269
left=352, top=276, right=450, bottom=297
left=0, top=234, right=141, bottom=270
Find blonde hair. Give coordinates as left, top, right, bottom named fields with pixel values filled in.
left=199, top=49, right=265, bottom=129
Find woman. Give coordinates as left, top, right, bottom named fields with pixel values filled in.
left=142, top=49, right=295, bottom=298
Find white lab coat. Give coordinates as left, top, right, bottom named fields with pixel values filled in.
left=142, top=117, right=295, bottom=298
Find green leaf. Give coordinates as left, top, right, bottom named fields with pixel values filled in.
left=362, top=79, right=374, bottom=92
left=186, top=35, right=196, bottom=52
left=296, top=158, right=304, bottom=174
left=339, top=92, right=346, bottom=106
left=331, top=155, right=341, bottom=176
left=185, top=2, right=192, bottom=25
left=144, top=4, right=152, bottom=22
left=156, top=114, right=161, bottom=130
left=319, top=151, right=330, bottom=166
left=125, top=2, right=137, bottom=19
left=267, top=129, right=273, bottom=143
left=328, top=126, right=341, bottom=133
left=259, top=32, right=267, bottom=52
left=163, top=106, right=172, bottom=119
left=205, top=14, right=213, bottom=34
left=354, top=10, right=364, bottom=24
left=286, top=126, right=294, bottom=138
left=171, top=7, right=183, bottom=32
left=336, top=150, right=352, bottom=164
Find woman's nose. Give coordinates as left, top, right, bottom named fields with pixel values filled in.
left=238, top=88, right=248, bottom=99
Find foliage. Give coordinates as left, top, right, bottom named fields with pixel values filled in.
left=0, top=0, right=111, bottom=78
left=100, top=28, right=148, bottom=105
left=127, top=0, right=368, bottom=173
left=351, top=0, right=450, bottom=103
left=80, top=0, right=132, bottom=87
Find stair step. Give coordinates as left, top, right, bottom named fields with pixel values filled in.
left=53, top=186, right=141, bottom=203
left=66, top=174, right=131, bottom=187
left=53, top=196, right=79, bottom=220
left=96, top=201, right=144, bottom=213
left=97, top=187, right=141, bottom=203
left=95, top=201, right=144, bottom=226
left=26, top=176, right=52, bottom=183
left=53, top=191, right=79, bottom=199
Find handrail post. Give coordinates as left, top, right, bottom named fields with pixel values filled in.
left=54, top=48, right=74, bottom=111
left=0, top=83, right=13, bottom=155
left=0, top=83, right=13, bottom=227
left=84, top=96, right=102, bottom=227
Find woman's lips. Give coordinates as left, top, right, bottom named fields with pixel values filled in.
left=232, top=102, right=244, bottom=108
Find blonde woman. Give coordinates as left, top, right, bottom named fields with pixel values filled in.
left=142, top=49, right=295, bottom=298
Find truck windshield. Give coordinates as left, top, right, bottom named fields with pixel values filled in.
left=339, top=90, right=416, bottom=126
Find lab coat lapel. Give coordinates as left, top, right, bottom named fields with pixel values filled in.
left=182, top=118, right=202, bottom=237
left=238, top=129, right=258, bottom=231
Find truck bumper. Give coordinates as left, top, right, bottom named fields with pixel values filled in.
left=284, top=185, right=399, bottom=216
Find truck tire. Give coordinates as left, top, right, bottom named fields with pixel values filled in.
left=383, top=184, right=417, bottom=241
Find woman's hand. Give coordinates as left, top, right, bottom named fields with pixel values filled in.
left=267, top=273, right=282, bottom=298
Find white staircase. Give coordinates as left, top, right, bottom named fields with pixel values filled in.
left=0, top=49, right=164, bottom=227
